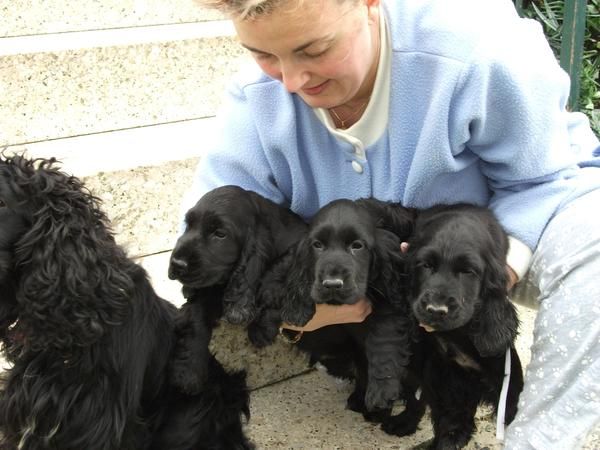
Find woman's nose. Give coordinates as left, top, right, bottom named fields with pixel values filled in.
left=279, top=61, right=309, bottom=93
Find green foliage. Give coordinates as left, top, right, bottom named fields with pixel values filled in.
left=516, top=0, right=599, bottom=136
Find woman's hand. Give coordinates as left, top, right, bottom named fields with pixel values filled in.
left=281, top=298, right=373, bottom=332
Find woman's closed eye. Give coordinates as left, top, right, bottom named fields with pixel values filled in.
left=300, top=47, right=329, bottom=59
left=298, top=39, right=335, bottom=59
left=252, top=51, right=274, bottom=61
left=252, top=49, right=329, bottom=62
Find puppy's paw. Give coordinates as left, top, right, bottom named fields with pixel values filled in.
left=363, top=407, right=392, bottom=424
left=365, top=377, right=400, bottom=411
left=431, top=433, right=471, bottom=450
left=347, top=389, right=391, bottom=423
left=247, top=321, right=278, bottom=348
left=223, top=292, right=257, bottom=325
left=281, top=302, right=315, bottom=327
left=346, top=388, right=367, bottom=414
left=381, top=410, right=421, bottom=437
left=224, top=302, right=256, bottom=325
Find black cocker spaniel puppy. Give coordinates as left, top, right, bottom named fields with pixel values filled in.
left=168, top=185, right=307, bottom=393
left=392, top=203, right=524, bottom=449
left=250, top=198, right=425, bottom=431
left=0, top=155, right=253, bottom=450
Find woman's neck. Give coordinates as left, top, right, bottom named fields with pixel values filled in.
left=329, top=13, right=381, bottom=129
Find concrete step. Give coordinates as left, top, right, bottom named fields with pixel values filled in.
left=249, top=366, right=600, bottom=449
left=2, top=0, right=223, bottom=37
left=13, top=117, right=216, bottom=177
left=247, top=369, right=495, bottom=449
left=83, top=157, right=197, bottom=256
left=1, top=27, right=250, bottom=146
left=249, top=368, right=600, bottom=449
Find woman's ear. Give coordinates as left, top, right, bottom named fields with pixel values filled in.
left=366, top=0, right=381, bottom=23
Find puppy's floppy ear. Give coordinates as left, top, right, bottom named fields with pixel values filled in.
left=355, top=198, right=414, bottom=302
left=371, top=228, right=410, bottom=306
left=280, top=237, right=316, bottom=327
left=223, top=222, right=273, bottom=324
left=471, top=251, right=519, bottom=356
left=355, top=198, right=416, bottom=241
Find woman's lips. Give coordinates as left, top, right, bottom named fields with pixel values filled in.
left=303, top=80, right=329, bottom=96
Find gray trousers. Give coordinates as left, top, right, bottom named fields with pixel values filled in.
left=504, top=189, right=600, bottom=449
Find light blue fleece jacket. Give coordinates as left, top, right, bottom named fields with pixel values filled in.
left=185, top=0, right=600, bottom=255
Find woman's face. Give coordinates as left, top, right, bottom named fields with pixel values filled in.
left=233, top=0, right=380, bottom=109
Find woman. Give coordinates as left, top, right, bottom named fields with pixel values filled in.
left=184, top=0, right=600, bottom=447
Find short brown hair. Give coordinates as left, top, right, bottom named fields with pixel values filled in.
left=198, top=0, right=353, bottom=20
left=198, top=0, right=291, bottom=19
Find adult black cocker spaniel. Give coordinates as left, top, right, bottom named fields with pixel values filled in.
left=0, top=155, right=253, bottom=450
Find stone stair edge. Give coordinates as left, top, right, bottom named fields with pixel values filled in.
left=1, top=0, right=225, bottom=38
left=8, top=117, right=216, bottom=177
left=3, top=38, right=251, bottom=145
left=0, top=20, right=236, bottom=57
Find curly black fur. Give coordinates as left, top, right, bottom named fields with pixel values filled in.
left=249, top=198, right=425, bottom=431
left=167, top=185, right=306, bottom=394
left=391, top=204, right=524, bottom=449
left=0, top=155, right=253, bottom=450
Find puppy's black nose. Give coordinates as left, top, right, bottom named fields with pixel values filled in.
left=168, top=257, right=188, bottom=279
left=425, top=304, right=448, bottom=318
left=322, top=278, right=344, bottom=289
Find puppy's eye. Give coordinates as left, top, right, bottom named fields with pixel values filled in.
left=312, top=240, right=323, bottom=250
left=0, top=199, right=5, bottom=207
left=350, top=241, right=364, bottom=251
left=213, top=229, right=227, bottom=239
left=420, top=261, right=433, bottom=270
left=459, top=267, right=477, bottom=276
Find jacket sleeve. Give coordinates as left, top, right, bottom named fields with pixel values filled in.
left=448, top=16, right=599, bottom=250
left=179, top=80, right=288, bottom=231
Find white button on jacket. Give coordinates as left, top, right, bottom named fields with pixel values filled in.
left=351, top=161, right=363, bottom=173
